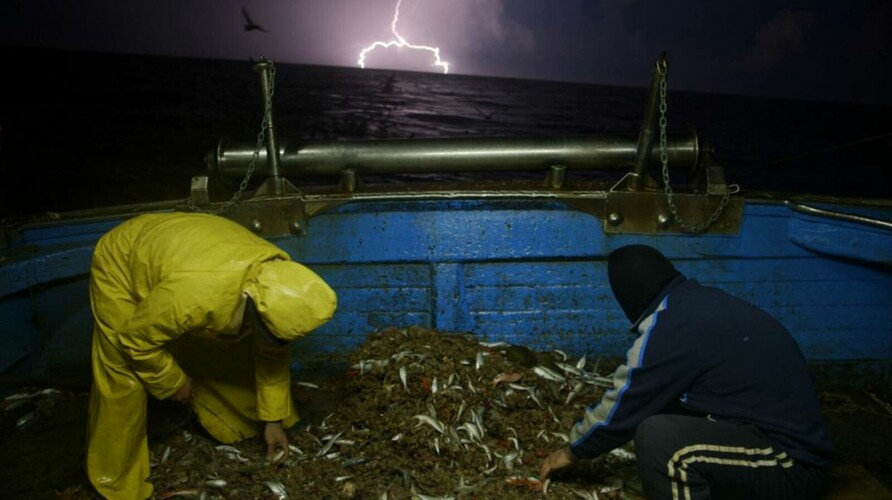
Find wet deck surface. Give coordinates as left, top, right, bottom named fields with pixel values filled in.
left=1, top=368, right=890, bottom=499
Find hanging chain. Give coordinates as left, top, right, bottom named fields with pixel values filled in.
left=187, top=61, right=277, bottom=214
left=658, top=62, right=735, bottom=233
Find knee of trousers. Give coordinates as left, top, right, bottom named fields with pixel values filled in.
left=634, top=415, right=679, bottom=471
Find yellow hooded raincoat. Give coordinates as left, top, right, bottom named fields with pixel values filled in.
left=86, top=213, right=336, bottom=499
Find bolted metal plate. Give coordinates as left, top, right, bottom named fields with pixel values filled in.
left=604, top=190, right=743, bottom=234
left=223, top=196, right=307, bottom=238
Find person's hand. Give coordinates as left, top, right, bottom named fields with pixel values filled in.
left=170, top=377, right=193, bottom=405
left=540, top=446, right=577, bottom=481
left=264, top=421, right=289, bottom=465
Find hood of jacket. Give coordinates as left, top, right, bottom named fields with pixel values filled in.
left=608, top=245, right=682, bottom=326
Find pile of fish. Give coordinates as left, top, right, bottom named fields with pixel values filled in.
left=147, top=326, right=641, bottom=499
left=1, top=387, right=65, bottom=436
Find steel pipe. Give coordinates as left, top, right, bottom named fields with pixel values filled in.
left=211, top=132, right=700, bottom=180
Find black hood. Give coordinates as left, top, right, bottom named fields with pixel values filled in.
left=245, top=297, right=288, bottom=346
left=608, top=245, right=682, bottom=324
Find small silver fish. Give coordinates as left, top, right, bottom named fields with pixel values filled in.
left=399, top=366, right=408, bottom=391
left=204, top=479, right=227, bottom=489
left=16, top=411, right=34, bottom=427
left=533, top=366, right=566, bottom=383
left=4, top=388, right=60, bottom=402
left=413, top=415, right=445, bottom=434
left=3, top=399, right=29, bottom=412
left=478, top=341, right=507, bottom=348
left=265, top=480, right=287, bottom=500
left=317, top=431, right=344, bottom=457
left=555, top=362, right=581, bottom=376
left=503, top=450, right=520, bottom=470
left=565, top=381, right=585, bottom=405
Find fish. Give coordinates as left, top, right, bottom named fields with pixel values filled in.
left=533, top=365, right=566, bottom=383
left=565, top=381, right=585, bottom=404
left=413, top=415, right=445, bottom=434
left=502, top=450, right=521, bottom=470
left=159, top=488, right=201, bottom=499
left=399, top=366, right=408, bottom=391
left=265, top=480, right=287, bottom=500
left=16, top=411, right=34, bottom=427
left=478, top=341, right=507, bottom=348
left=491, top=372, right=523, bottom=386
left=457, top=422, right=482, bottom=442
left=317, top=431, right=344, bottom=457
left=3, top=388, right=61, bottom=401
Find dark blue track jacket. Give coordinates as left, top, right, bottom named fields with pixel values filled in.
left=569, top=277, right=834, bottom=467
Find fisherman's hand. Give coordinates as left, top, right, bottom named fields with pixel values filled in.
left=540, top=446, right=577, bottom=481
left=264, top=421, right=289, bottom=465
left=170, top=377, right=193, bottom=405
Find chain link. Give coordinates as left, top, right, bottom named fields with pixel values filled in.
left=187, top=61, right=277, bottom=214
left=658, top=63, right=733, bottom=233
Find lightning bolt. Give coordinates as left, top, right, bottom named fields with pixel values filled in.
left=357, top=0, right=450, bottom=74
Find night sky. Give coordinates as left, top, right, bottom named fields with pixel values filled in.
left=1, top=0, right=890, bottom=105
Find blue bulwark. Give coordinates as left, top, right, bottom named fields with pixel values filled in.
left=1, top=199, right=890, bottom=384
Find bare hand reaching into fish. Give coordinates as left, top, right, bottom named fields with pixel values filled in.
left=264, top=421, right=289, bottom=464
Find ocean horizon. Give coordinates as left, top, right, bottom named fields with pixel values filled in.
left=0, top=46, right=889, bottom=217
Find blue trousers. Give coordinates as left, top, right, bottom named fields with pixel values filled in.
left=634, top=414, right=826, bottom=500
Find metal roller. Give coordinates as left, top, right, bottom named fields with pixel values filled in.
left=210, top=132, right=700, bottom=180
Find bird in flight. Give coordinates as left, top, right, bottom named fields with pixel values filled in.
left=473, top=107, right=496, bottom=120
left=241, top=7, right=268, bottom=33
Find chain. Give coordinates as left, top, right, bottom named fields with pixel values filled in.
left=658, top=63, right=735, bottom=233
left=187, top=61, right=277, bottom=214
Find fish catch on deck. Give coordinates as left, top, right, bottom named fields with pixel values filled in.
left=135, top=326, right=635, bottom=499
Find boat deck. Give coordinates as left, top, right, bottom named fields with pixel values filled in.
left=1, top=368, right=889, bottom=499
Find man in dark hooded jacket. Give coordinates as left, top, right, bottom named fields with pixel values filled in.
left=540, top=244, right=833, bottom=499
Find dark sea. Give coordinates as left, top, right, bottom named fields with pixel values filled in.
left=0, top=47, right=889, bottom=217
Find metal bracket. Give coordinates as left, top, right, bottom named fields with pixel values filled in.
left=604, top=167, right=743, bottom=235
left=223, top=194, right=307, bottom=238
left=189, top=176, right=210, bottom=206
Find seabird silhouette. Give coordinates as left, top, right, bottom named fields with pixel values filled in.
left=241, top=7, right=268, bottom=33
left=473, top=107, right=496, bottom=120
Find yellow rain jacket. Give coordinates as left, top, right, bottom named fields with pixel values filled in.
left=86, top=213, right=336, bottom=499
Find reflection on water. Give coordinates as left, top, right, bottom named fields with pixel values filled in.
left=1, top=47, right=889, bottom=216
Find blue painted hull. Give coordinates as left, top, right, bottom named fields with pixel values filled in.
left=1, top=197, right=890, bottom=387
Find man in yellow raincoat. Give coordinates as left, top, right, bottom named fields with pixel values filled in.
left=85, top=212, right=337, bottom=499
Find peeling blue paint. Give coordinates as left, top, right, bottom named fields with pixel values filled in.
left=1, top=199, right=890, bottom=385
